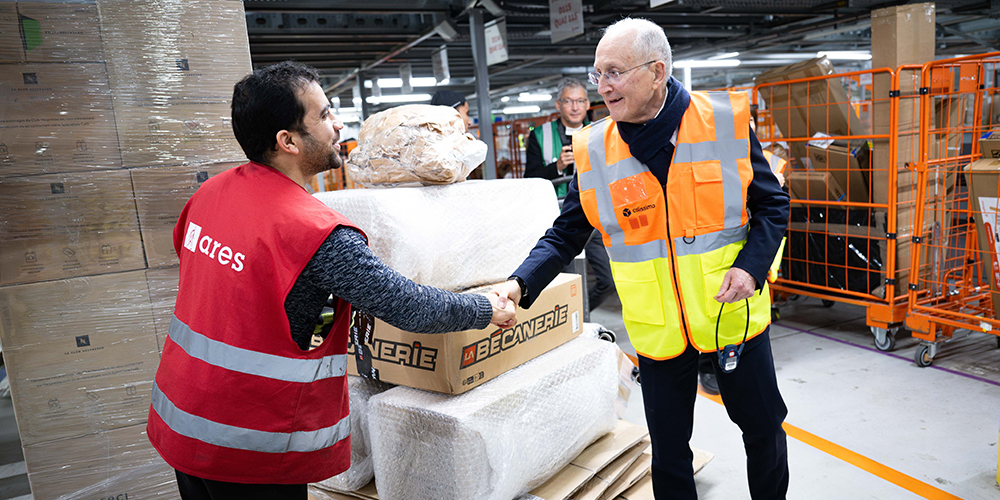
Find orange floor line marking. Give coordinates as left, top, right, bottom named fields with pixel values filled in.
left=696, top=388, right=963, bottom=500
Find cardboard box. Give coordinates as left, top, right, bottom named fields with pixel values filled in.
left=145, top=267, right=179, bottom=355
left=788, top=171, right=845, bottom=202
left=0, top=2, right=104, bottom=63
left=754, top=57, right=868, bottom=167
left=99, top=0, right=251, bottom=168
left=131, top=162, right=239, bottom=267
left=806, top=143, right=868, bottom=202
left=981, top=130, right=1000, bottom=160
left=23, top=424, right=179, bottom=500
left=0, top=3, right=22, bottom=61
left=0, top=271, right=161, bottom=445
left=870, top=3, right=935, bottom=207
left=965, top=157, right=1000, bottom=316
left=0, top=62, right=122, bottom=176
left=0, top=170, right=146, bottom=286
left=348, top=273, right=583, bottom=394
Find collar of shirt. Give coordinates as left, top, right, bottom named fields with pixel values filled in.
left=615, top=76, right=691, bottom=172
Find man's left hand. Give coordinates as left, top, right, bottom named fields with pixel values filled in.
left=714, top=267, right=756, bottom=304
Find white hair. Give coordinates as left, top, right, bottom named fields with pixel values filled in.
left=602, top=18, right=673, bottom=79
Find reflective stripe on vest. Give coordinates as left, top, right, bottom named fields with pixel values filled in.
left=539, top=121, right=562, bottom=163
left=575, top=90, right=771, bottom=359
left=168, top=315, right=348, bottom=383
left=151, top=382, right=350, bottom=454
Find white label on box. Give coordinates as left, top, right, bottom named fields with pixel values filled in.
left=808, top=132, right=834, bottom=149
left=572, top=311, right=580, bottom=332
left=978, top=197, right=1000, bottom=289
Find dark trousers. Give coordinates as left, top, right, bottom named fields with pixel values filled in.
left=175, top=470, right=306, bottom=500
left=584, top=230, right=615, bottom=310
left=637, top=328, right=789, bottom=500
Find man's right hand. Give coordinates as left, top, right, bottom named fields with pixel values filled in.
left=556, top=145, right=574, bottom=173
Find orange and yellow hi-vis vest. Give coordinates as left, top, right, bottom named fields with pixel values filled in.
left=573, top=91, right=771, bottom=360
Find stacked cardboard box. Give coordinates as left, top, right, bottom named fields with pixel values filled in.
left=0, top=1, right=250, bottom=498
left=870, top=2, right=937, bottom=293
left=754, top=56, right=869, bottom=170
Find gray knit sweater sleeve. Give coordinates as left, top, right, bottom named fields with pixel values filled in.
left=300, top=226, right=494, bottom=334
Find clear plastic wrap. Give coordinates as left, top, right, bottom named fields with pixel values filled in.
left=0, top=1, right=252, bottom=498
left=346, top=104, right=488, bottom=187
left=313, top=178, right=559, bottom=291
left=0, top=271, right=160, bottom=447
left=23, top=424, right=179, bottom=500
left=316, top=376, right=391, bottom=493
left=367, top=336, right=620, bottom=500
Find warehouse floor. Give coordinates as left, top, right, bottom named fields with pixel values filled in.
left=595, top=293, right=1000, bottom=500
left=0, top=293, right=998, bottom=500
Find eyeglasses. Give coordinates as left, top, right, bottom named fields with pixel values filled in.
left=557, top=98, right=590, bottom=107
left=588, top=61, right=657, bottom=86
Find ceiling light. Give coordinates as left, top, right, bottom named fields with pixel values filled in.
left=501, top=96, right=510, bottom=102
left=674, top=59, right=741, bottom=68
left=365, top=93, right=432, bottom=104
left=518, top=93, right=552, bottom=102
left=503, top=105, right=541, bottom=115
left=708, top=52, right=740, bottom=60
left=437, top=78, right=450, bottom=86
left=817, top=51, right=871, bottom=61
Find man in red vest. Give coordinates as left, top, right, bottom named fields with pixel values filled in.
left=147, top=61, right=515, bottom=500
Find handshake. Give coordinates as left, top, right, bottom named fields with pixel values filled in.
left=480, top=278, right=524, bottom=328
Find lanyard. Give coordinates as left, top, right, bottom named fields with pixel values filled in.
left=715, top=298, right=750, bottom=373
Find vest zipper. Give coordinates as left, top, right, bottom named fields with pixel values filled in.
left=663, top=200, right=692, bottom=342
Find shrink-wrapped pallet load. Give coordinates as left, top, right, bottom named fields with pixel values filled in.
left=346, top=104, right=488, bottom=187
left=315, top=377, right=390, bottom=493
left=367, top=336, right=620, bottom=500
left=313, top=178, right=559, bottom=291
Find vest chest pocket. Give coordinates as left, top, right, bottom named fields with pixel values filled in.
left=691, top=162, right=726, bottom=232
left=610, top=260, right=666, bottom=326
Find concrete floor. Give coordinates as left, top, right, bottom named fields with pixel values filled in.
left=594, top=291, right=1000, bottom=500
left=2, top=289, right=999, bottom=499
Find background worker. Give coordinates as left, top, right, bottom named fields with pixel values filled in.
left=431, top=89, right=472, bottom=132
left=147, top=61, right=515, bottom=500
left=496, top=18, right=790, bottom=500
left=524, top=78, right=616, bottom=311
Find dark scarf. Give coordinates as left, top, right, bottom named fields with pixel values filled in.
left=615, top=77, right=690, bottom=187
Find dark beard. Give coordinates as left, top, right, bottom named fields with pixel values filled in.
left=301, top=132, right=343, bottom=176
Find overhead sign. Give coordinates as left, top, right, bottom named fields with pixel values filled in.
left=484, top=18, right=508, bottom=66
left=432, top=46, right=450, bottom=83
left=549, top=0, right=583, bottom=43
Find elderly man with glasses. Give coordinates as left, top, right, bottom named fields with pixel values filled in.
left=498, top=17, right=790, bottom=500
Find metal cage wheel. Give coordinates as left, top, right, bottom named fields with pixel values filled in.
left=631, top=366, right=641, bottom=385
left=821, top=299, right=835, bottom=308
left=915, top=345, right=933, bottom=367
left=871, top=327, right=897, bottom=352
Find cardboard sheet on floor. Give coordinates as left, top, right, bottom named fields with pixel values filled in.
left=522, top=420, right=649, bottom=500
left=573, top=440, right=650, bottom=500
left=616, top=472, right=654, bottom=500
left=604, top=451, right=651, bottom=500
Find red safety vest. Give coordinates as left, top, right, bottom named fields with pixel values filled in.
left=147, top=162, right=365, bottom=484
